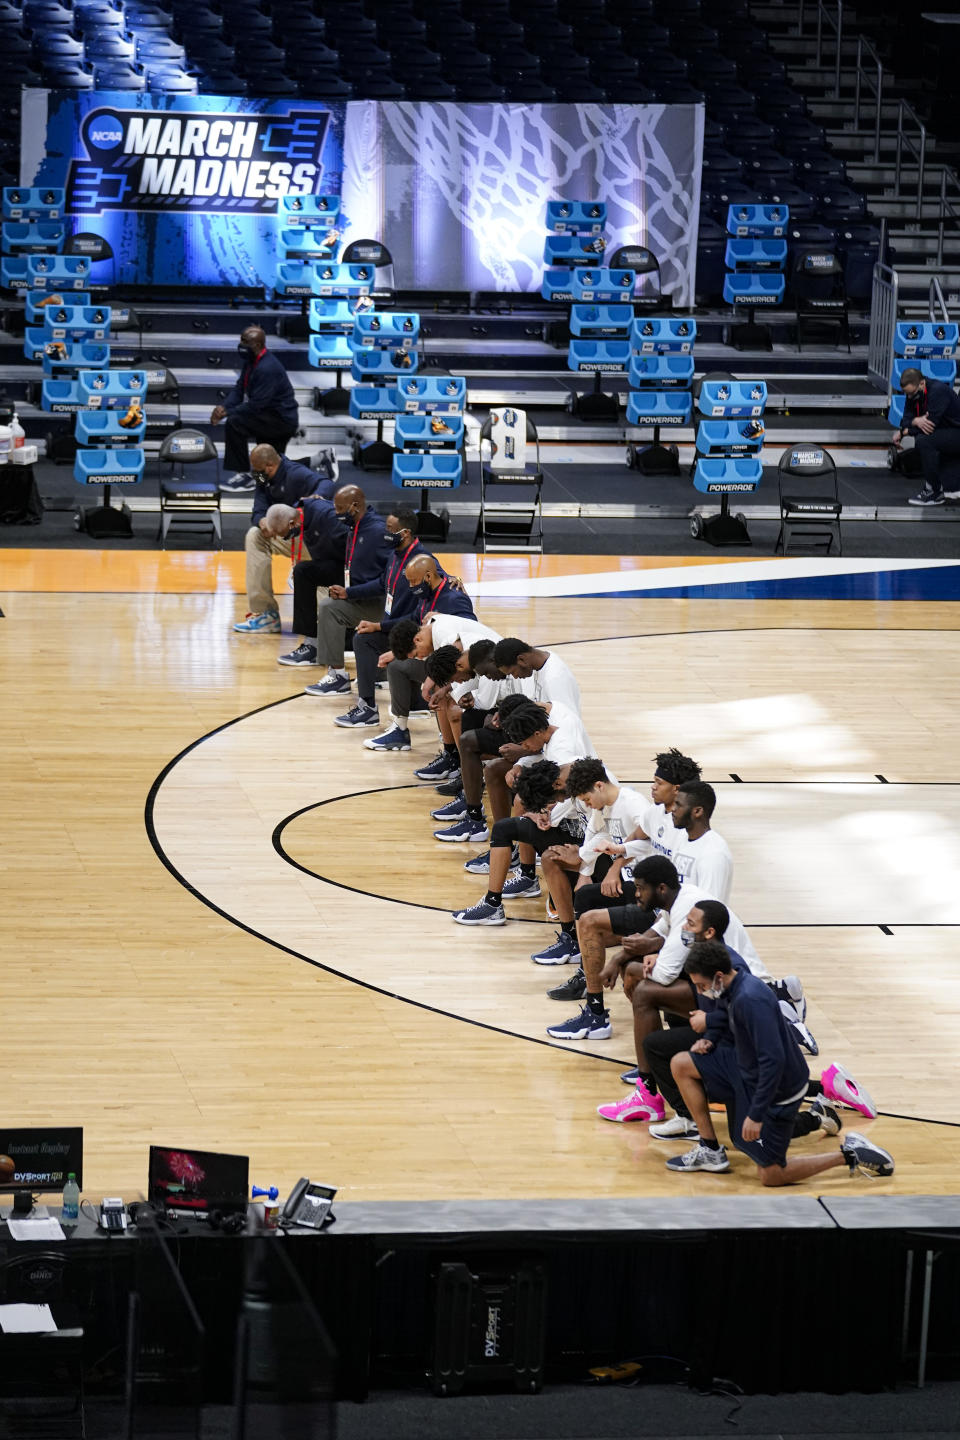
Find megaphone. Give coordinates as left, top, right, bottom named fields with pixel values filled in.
left=252, top=1184, right=279, bottom=1202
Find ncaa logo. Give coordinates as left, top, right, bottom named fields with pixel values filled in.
left=86, top=112, right=124, bottom=153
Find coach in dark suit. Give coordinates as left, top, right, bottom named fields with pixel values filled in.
left=212, top=325, right=299, bottom=485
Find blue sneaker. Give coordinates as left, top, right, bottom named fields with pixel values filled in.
left=415, top=751, right=458, bottom=782
left=545, top=1004, right=611, bottom=1041
left=334, top=701, right=379, bottom=728
left=434, top=817, right=489, bottom=843
left=277, top=642, right=317, bottom=666
left=234, top=609, right=280, bottom=633
left=531, top=929, right=580, bottom=964
left=502, top=873, right=541, bottom=899
left=304, top=673, right=351, bottom=696
left=363, top=724, right=411, bottom=752
left=431, top=793, right=466, bottom=821
left=453, top=899, right=506, bottom=926
left=465, top=845, right=518, bottom=875
left=620, top=1066, right=640, bottom=1085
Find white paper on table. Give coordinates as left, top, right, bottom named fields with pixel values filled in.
left=6, top=1216, right=66, bottom=1242
left=0, top=1303, right=56, bottom=1334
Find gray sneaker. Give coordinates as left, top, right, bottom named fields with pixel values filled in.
left=665, top=1142, right=730, bottom=1173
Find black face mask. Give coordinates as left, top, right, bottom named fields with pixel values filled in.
left=341, top=508, right=359, bottom=527
left=388, top=530, right=409, bottom=549
left=238, top=342, right=256, bottom=359
left=411, top=580, right=432, bottom=598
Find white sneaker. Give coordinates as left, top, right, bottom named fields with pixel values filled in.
left=649, top=1114, right=699, bottom=1140
left=665, top=1142, right=730, bottom=1173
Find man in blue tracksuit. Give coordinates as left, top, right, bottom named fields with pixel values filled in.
left=234, top=445, right=338, bottom=634
left=277, top=484, right=394, bottom=695
left=666, top=939, right=894, bottom=1183
left=255, top=496, right=348, bottom=647
left=211, top=325, right=299, bottom=484
left=894, top=368, right=960, bottom=506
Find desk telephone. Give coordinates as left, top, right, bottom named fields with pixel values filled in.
left=280, top=1178, right=337, bottom=1230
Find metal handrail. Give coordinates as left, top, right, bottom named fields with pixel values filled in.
left=853, top=35, right=884, bottom=163
left=894, top=99, right=928, bottom=223
left=815, top=0, right=843, bottom=98
left=929, top=276, right=950, bottom=326
left=936, top=167, right=960, bottom=267
left=868, top=259, right=900, bottom=394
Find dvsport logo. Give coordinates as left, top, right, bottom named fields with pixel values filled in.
left=67, top=105, right=332, bottom=216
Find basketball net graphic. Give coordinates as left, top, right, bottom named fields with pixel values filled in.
left=372, top=102, right=701, bottom=303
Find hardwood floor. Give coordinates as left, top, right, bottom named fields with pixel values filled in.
left=2, top=560, right=960, bottom=1204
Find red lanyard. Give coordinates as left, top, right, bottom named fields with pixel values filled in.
left=418, top=577, right=447, bottom=618
left=345, top=520, right=360, bottom=572
left=292, top=507, right=304, bottom=567
left=242, top=347, right=265, bottom=393
left=387, top=540, right=418, bottom=596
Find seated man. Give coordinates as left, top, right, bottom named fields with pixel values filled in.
left=452, top=758, right=593, bottom=930
left=277, top=485, right=392, bottom=693
left=604, top=778, right=733, bottom=905
left=235, top=447, right=340, bottom=636
left=213, top=326, right=299, bottom=490
left=255, top=498, right=346, bottom=647
left=893, top=366, right=960, bottom=507
left=492, top=637, right=582, bottom=713
left=546, top=854, right=765, bottom=1048
left=666, top=940, right=893, bottom=1183
left=364, top=554, right=478, bottom=752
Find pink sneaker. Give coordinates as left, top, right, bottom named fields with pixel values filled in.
left=821, top=1063, right=877, bottom=1120
left=597, top=1079, right=665, bottom=1124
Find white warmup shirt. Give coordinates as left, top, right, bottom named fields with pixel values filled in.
left=623, top=804, right=733, bottom=904
left=578, top=784, right=653, bottom=876
left=429, top=614, right=501, bottom=649
left=649, top=881, right=770, bottom=987
left=528, top=652, right=582, bottom=714
left=514, top=700, right=597, bottom=769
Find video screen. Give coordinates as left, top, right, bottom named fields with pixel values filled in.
left=148, top=1146, right=249, bottom=1212
left=0, top=1126, right=83, bottom=1192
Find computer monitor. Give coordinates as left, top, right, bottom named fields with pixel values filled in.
left=148, top=1146, right=249, bottom=1214
left=0, top=1126, right=83, bottom=1193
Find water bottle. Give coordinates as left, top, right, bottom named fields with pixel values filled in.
left=62, top=1173, right=79, bottom=1222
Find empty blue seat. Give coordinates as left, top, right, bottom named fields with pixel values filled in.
left=567, top=339, right=630, bottom=372
left=726, top=203, right=789, bottom=237
left=693, top=457, right=763, bottom=494
left=74, top=447, right=145, bottom=486
left=890, top=358, right=958, bottom=388
left=351, top=348, right=418, bottom=382
left=3, top=186, right=64, bottom=220
left=723, top=273, right=785, bottom=305
left=894, top=323, right=957, bottom=359
left=349, top=385, right=401, bottom=419
left=75, top=408, right=146, bottom=444
left=42, top=304, right=111, bottom=339
left=887, top=395, right=906, bottom=428
left=724, top=238, right=787, bottom=271
left=310, top=262, right=375, bottom=297
left=27, top=254, right=91, bottom=289
left=391, top=375, right=466, bottom=413
left=77, top=368, right=147, bottom=406
left=84, top=32, right=136, bottom=58
left=541, top=267, right=575, bottom=303
left=278, top=193, right=340, bottom=227
left=275, top=261, right=316, bottom=298
left=394, top=413, right=464, bottom=449
left=43, top=338, right=110, bottom=374
left=625, top=392, right=692, bottom=426
left=308, top=334, right=353, bottom=369
left=546, top=200, right=606, bottom=233
left=699, top=380, right=767, bottom=416
left=308, top=298, right=356, bottom=333
left=628, top=354, right=695, bottom=388
left=570, top=268, right=635, bottom=301
left=94, top=64, right=147, bottom=88
left=353, top=312, right=419, bottom=347
left=149, top=70, right=198, bottom=93
left=392, top=452, right=462, bottom=489
left=696, top=419, right=765, bottom=456
left=569, top=304, right=632, bottom=336
left=543, top=233, right=607, bottom=267
left=280, top=226, right=341, bottom=260
left=629, top=317, right=697, bottom=352
left=26, top=290, right=91, bottom=324
left=41, top=378, right=86, bottom=412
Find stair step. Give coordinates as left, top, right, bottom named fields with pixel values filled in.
left=809, top=98, right=907, bottom=120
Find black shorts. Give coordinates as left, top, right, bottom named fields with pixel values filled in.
left=469, top=726, right=504, bottom=757
left=693, top=1045, right=804, bottom=1169
left=490, top=816, right=573, bottom=857
left=574, top=876, right=637, bottom=918
left=460, top=706, right=493, bottom=734
left=607, top=904, right=657, bottom=938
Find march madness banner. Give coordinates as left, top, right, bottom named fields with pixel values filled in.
left=23, top=90, right=345, bottom=286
